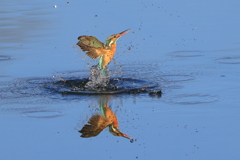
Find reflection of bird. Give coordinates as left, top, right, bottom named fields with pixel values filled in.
left=76, top=29, right=130, bottom=70
left=79, top=97, right=132, bottom=140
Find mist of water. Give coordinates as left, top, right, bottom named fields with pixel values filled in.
left=84, top=65, right=110, bottom=91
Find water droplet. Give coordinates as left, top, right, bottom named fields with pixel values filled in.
left=130, top=139, right=134, bottom=143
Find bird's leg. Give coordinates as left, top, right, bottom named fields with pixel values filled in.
left=101, top=69, right=107, bottom=76
left=98, top=56, right=108, bottom=75
left=99, top=55, right=104, bottom=70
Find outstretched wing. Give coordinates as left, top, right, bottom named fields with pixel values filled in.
left=77, top=36, right=105, bottom=59
left=78, top=115, right=108, bottom=138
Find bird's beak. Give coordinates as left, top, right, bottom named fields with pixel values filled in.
left=121, top=133, right=135, bottom=142
left=119, top=132, right=134, bottom=140
left=117, top=29, right=131, bottom=38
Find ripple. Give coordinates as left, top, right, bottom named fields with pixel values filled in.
left=216, top=56, right=240, bottom=64
left=158, top=75, right=195, bottom=82
left=0, top=55, right=11, bottom=61
left=163, top=94, right=219, bottom=105
left=163, top=85, right=184, bottom=90
left=167, top=51, right=204, bottom=57
left=0, top=76, right=161, bottom=104
left=0, top=77, right=57, bottom=103
left=22, top=110, right=63, bottom=118
left=47, top=77, right=158, bottom=95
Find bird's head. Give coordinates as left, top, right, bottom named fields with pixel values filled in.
left=106, top=29, right=130, bottom=47
left=109, top=124, right=133, bottom=140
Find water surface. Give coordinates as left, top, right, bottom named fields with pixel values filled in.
left=1, top=0, right=240, bottom=160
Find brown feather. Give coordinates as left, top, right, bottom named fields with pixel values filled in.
left=76, top=38, right=104, bottom=59
left=79, top=115, right=108, bottom=138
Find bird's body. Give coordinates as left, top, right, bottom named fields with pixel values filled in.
left=76, top=29, right=130, bottom=70
left=79, top=96, right=132, bottom=140
left=79, top=104, right=118, bottom=137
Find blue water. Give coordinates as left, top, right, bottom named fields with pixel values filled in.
left=1, top=0, right=240, bottom=160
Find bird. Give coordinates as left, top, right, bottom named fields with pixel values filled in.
left=79, top=96, right=133, bottom=140
left=76, top=29, right=130, bottom=72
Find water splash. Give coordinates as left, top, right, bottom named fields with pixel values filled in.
left=46, top=65, right=161, bottom=95
left=84, top=65, right=110, bottom=91
left=0, top=63, right=162, bottom=104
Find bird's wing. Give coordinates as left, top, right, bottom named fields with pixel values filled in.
left=77, top=36, right=105, bottom=59
left=78, top=115, right=108, bottom=138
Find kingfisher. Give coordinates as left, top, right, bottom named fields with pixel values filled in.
left=79, top=96, right=133, bottom=140
left=76, top=29, right=130, bottom=72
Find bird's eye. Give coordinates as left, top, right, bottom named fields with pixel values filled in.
left=113, top=36, right=116, bottom=38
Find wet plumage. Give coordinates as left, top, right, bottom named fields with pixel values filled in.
left=76, top=29, right=130, bottom=70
